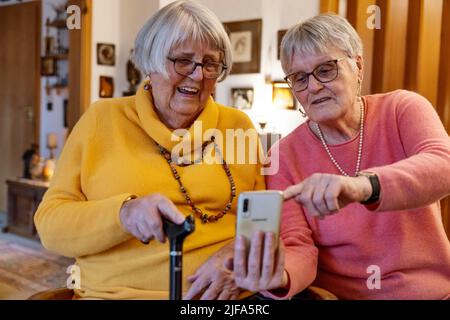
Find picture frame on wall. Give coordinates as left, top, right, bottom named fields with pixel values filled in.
left=277, top=29, right=288, bottom=60
left=97, top=43, right=116, bottom=66
left=41, top=56, right=57, bottom=76
left=223, top=19, right=262, bottom=74
left=99, top=76, right=114, bottom=98
left=272, top=81, right=295, bottom=110
left=231, top=87, right=254, bottom=109
left=44, top=36, right=55, bottom=55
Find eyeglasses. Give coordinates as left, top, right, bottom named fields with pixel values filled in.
left=284, top=57, right=347, bottom=92
left=167, top=57, right=227, bottom=79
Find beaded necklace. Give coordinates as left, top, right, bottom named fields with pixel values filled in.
left=156, top=136, right=236, bottom=223
left=315, top=99, right=365, bottom=177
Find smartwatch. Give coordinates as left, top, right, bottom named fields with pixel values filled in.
left=357, top=172, right=380, bottom=205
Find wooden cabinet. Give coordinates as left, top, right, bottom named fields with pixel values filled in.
left=5, top=178, right=49, bottom=239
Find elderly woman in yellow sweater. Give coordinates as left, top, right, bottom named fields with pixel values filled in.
left=34, top=0, right=284, bottom=300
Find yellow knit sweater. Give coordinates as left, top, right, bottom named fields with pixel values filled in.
left=34, top=85, right=265, bottom=299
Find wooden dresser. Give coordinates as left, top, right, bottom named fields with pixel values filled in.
left=5, top=178, right=49, bottom=239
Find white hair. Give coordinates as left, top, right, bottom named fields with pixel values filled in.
left=281, top=13, right=363, bottom=73
left=133, top=0, right=232, bottom=82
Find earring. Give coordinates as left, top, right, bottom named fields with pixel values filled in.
left=298, top=106, right=307, bottom=118
left=143, top=75, right=151, bottom=91
left=357, top=78, right=362, bottom=98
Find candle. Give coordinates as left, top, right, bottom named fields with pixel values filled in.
left=47, top=133, right=58, bottom=148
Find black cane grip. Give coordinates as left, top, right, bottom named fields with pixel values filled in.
left=163, top=215, right=195, bottom=242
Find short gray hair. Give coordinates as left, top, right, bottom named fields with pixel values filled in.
left=280, top=13, right=363, bottom=73
left=133, top=0, right=232, bottom=82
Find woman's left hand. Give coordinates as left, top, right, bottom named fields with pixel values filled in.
left=234, top=232, right=287, bottom=292
left=283, top=173, right=372, bottom=218
left=184, top=241, right=241, bottom=300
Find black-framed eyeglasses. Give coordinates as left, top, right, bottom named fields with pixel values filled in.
left=167, top=57, right=227, bottom=79
left=284, top=57, right=347, bottom=92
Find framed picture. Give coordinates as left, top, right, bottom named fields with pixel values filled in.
left=277, top=29, right=288, bottom=60
left=231, top=87, right=254, bottom=109
left=99, top=76, right=114, bottom=98
left=44, top=36, right=55, bottom=55
left=41, top=56, right=57, bottom=76
left=97, top=43, right=116, bottom=66
left=272, top=81, right=295, bottom=110
left=223, top=19, right=262, bottom=74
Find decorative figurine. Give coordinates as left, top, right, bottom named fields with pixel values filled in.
left=22, top=143, right=39, bottom=179
left=123, top=49, right=142, bottom=96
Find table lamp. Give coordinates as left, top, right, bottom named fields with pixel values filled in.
left=47, top=132, right=58, bottom=159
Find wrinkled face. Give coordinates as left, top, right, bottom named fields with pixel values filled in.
left=287, top=48, right=362, bottom=125
left=149, top=40, right=221, bottom=129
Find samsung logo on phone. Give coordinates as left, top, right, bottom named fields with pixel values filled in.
left=251, top=218, right=268, bottom=222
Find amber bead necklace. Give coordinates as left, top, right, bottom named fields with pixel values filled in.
left=156, top=136, right=236, bottom=223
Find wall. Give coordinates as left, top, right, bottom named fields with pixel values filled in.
left=34, top=0, right=322, bottom=160
left=116, top=0, right=159, bottom=96
left=90, top=0, right=159, bottom=101
left=90, top=0, right=120, bottom=101
left=40, top=0, right=70, bottom=159
left=87, top=0, right=319, bottom=138
left=197, top=0, right=320, bottom=136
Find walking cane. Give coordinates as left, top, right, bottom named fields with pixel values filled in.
left=163, top=215, right=195, bottom=300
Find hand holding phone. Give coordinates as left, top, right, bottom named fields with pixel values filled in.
left=234, top=190, right=286, bottom=292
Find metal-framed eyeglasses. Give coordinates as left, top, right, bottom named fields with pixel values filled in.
left=167, top=57, right=227, bottom=79
left=284, top=57, right=347, bottom=92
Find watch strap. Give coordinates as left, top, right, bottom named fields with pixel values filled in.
left=358, top=173, right=380, bottom=205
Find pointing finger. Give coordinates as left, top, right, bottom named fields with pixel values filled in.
left=283, top=183, right=304, bottom=200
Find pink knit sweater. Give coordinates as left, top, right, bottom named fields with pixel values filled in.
left=266, top=90, right=450, bottom=300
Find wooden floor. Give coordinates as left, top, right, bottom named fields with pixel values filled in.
left=0, top=215, right=73, bottom=300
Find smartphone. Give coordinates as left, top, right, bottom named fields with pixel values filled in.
left=236, top=190, right=283, bottom=248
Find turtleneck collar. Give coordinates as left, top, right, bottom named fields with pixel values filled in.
left=135, top=82, right=219, bottom=156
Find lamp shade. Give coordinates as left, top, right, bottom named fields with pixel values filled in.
left=47, top=133, right=58, bottom=148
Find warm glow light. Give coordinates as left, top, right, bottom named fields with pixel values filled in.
left=272, top=82, right=295, bottom=110
left=47, top=132, right=58, bottom=148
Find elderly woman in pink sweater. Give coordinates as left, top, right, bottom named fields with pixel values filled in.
left=263, top=14, right=450, bottom=299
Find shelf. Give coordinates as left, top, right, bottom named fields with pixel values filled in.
left=45, top=84, right=68, bottom=95
left=46, top=19, right=67, bottom=29
left=53, top=53, right=69, bottom=60
left=43, top=54, right=69, bottom=60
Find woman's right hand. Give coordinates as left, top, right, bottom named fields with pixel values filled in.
left=119, top=194, right=185, bottom=243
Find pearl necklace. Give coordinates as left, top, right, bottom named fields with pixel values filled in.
left=315, top=99, right=365, bottom=177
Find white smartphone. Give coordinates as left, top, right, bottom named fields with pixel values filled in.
left=236, top=190, right=283, bottom=248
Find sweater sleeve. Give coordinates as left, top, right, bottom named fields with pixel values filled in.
left=261, top=149, right=318, bottom=299
left=34, top=104, right=133, bottom=258
left=368, top=91, right=450, bottom=211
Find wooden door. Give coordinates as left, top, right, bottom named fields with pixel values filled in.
left=0, top=2, right=41, bottom=212
left=68, top=0, right=92, bottom=132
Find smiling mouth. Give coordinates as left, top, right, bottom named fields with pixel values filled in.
left=177, top=86, right=199, bottom=96
left=312, top=97, right=331, bottom=105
